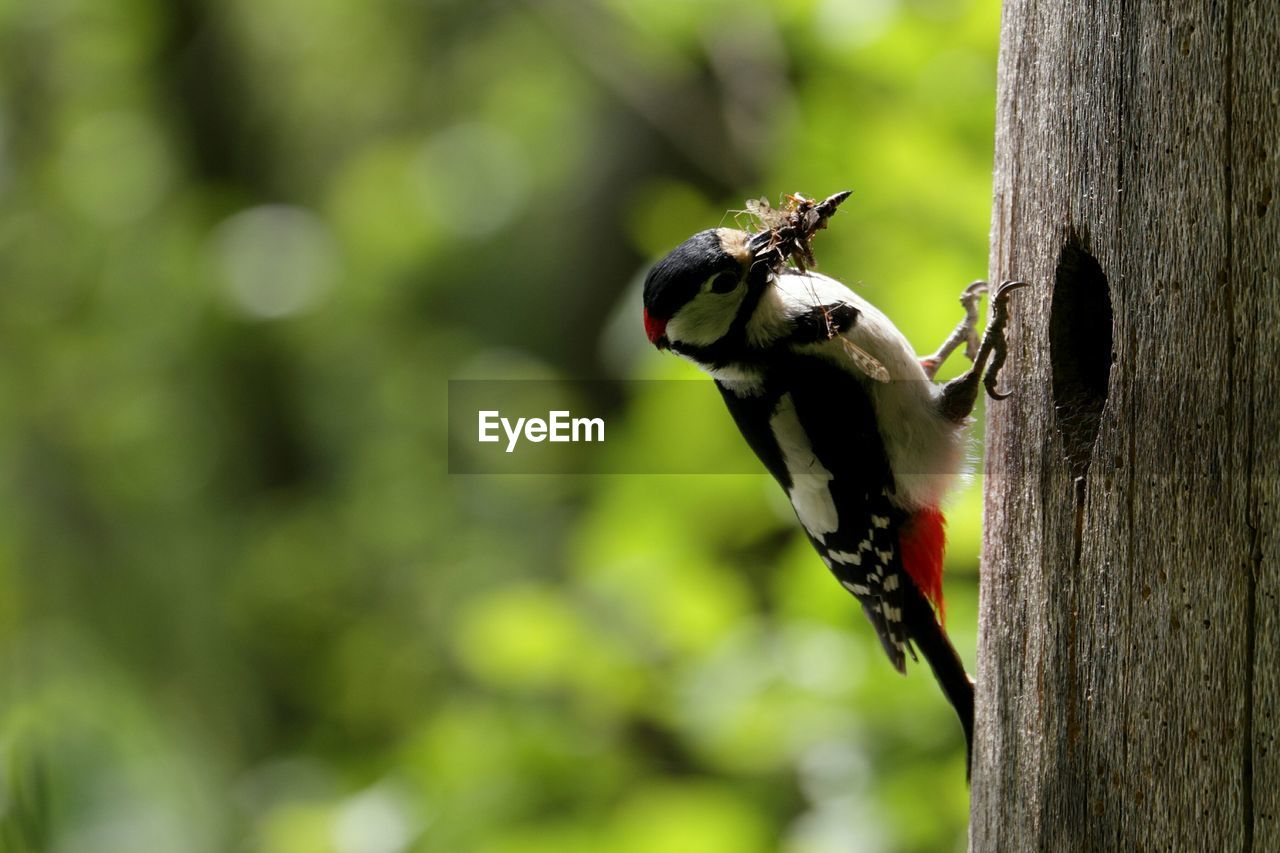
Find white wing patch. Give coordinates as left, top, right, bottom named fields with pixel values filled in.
left=770, top=392, right=838, bottom=543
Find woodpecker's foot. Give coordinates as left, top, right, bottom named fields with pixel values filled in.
left=938, top=279, right=1026, bottom=422
left=921, top=281, right=987, bottom=380
left=980, top=280, right=1027, bottom=400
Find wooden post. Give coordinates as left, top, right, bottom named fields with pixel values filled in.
left=971, top=0, right=1278, bottom=849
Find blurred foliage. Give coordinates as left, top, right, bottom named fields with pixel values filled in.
left=0, top=0, right=1000, bottom=850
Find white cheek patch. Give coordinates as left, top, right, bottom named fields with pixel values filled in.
left=770, top=393, right=838, bottom=543
left=665, top=289, right=742, bottom=346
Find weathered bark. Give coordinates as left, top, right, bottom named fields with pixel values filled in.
left=972, top=0, right=1278, bottom=849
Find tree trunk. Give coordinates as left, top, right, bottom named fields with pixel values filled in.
left=971, top=0, right=1278, bottom=849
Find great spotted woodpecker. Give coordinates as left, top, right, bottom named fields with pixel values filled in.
left=642, top=222, right=1023, bottom=760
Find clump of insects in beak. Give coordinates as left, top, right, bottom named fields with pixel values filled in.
left=740, top=190, right=853, bottom=274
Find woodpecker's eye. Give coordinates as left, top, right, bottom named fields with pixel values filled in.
left=708, top=272, right=739, bottom=294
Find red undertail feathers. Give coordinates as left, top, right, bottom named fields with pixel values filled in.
left=900, top=507, right=947, bottom=623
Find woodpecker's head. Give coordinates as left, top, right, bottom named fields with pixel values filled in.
left=642, top=228, right=757, bottom=351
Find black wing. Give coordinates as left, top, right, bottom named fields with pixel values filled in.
left=716, top=353, right=914, bottom=670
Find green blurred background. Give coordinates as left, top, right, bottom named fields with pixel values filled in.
left=0, top=0, right=1001, bottom=850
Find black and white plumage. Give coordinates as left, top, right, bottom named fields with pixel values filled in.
left=642, top=226, right=1016, bottom=759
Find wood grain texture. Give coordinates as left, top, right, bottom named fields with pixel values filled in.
left=971, top=0, right=1277, bottom=849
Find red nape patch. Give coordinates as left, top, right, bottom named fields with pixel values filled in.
left=900, top=507, right=948, bottom=623
left=643, top=308, right=667, bottom=346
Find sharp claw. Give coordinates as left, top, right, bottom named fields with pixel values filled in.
left=983, top=375, right=1009, bottom=401
left=995, top=279, right=1029, bottom=299
left=984, top=354, right=1013, bottom=399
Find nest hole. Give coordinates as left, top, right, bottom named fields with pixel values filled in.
left=1050, top=232, right=1113, bottom=479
